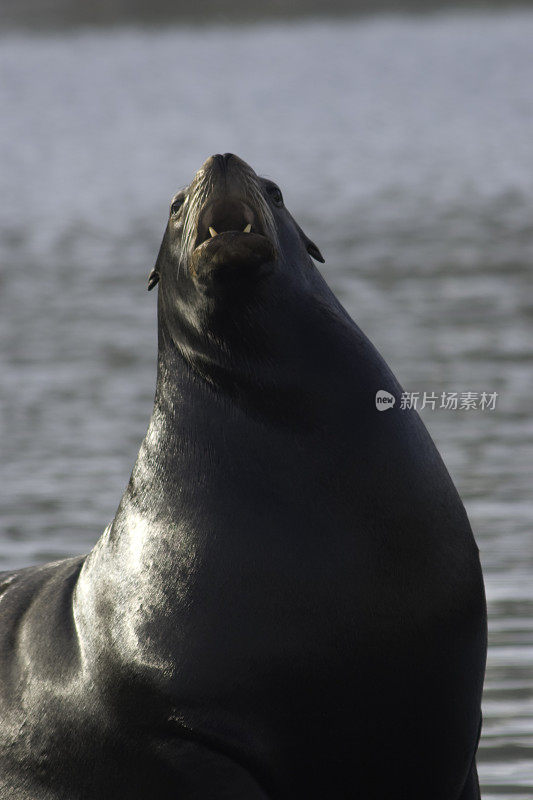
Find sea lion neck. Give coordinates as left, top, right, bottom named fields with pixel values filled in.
left=154, top=264, right=355, bottom=419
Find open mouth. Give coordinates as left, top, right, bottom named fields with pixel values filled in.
left=193, top=198, right=268, bottom=251
left=188, top=195, right=277, bottom=281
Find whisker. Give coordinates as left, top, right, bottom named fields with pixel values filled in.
left=178, top=162, right=279, bottom=268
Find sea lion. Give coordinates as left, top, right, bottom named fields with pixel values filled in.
left=0, top=153, right=486, bottom=799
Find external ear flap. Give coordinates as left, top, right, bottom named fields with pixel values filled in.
left=306, top=240, right=325, bottom=263
left=292, top=216, right=325, bottom=264
left=147, top=268, right=160, bottom=291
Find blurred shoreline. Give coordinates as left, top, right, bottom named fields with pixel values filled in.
left=1, top=0, right=532, bottom=31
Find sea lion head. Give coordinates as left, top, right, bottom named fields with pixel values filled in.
left=148, top=153, right=324, bottom=298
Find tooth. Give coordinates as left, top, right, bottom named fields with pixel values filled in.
left=209, top=227, right=218, bottom=237
left=243, top=224, right=252, bottom=233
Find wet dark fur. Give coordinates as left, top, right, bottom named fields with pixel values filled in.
left=0, top=154, right=486, bottom=799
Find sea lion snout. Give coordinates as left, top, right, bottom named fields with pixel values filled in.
left=194, top=153, right=259, bottom=200
left=202, top=152, right=247, bottom=173
left=195, top=198, right=257, bottom=248
left=185, top=155, right=278, bottom=281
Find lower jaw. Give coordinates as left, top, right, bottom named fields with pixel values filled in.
left=189, top=234, right=277, bottom=284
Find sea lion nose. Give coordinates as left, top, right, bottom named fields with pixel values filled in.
left=212, top=153, right=236, bottom=170
left=202, top=153, right=249, bottom=178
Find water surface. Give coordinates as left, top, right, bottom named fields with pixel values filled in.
left=0, top=12, right=532, bottom=795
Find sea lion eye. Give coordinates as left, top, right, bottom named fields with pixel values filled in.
left=170, top=196, right=184, bottom=216
left=267, top=185, right=283, bottom=207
